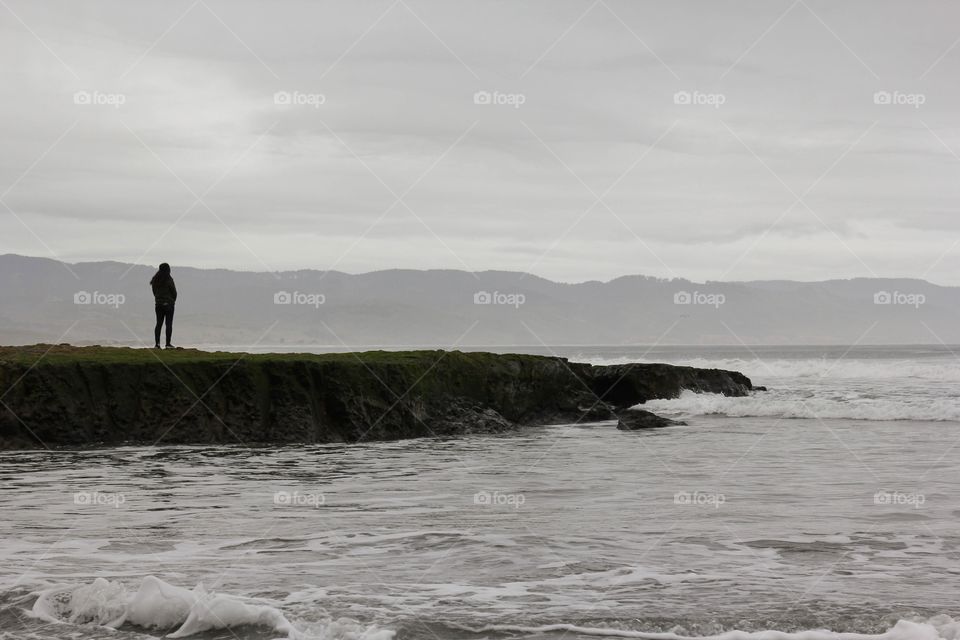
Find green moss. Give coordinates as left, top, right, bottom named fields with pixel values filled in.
left=0, top=344, right=511, bottom=367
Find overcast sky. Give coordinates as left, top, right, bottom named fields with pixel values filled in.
left=2, top=1, right=959, bottom=284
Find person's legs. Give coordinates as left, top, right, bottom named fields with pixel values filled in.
left=154, top=305, right=164, bottom=347
left=164, top=305, right=175, bottom=346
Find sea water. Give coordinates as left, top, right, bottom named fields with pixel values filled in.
left=1, top=345, right=959, bottom=639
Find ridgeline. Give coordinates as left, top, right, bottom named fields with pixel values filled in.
left=0, top=345, right=755, bottom=449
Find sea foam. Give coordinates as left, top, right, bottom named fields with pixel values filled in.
left=580, top=356, right=960, bottom=385
left=462, top=617, right=960, bottom=640
left=30, top=576, right=394, bottom=640
left=642, top=390, right=960, bottom=422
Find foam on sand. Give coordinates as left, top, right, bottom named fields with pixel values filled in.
left=30, top=576, right=394, bottom=640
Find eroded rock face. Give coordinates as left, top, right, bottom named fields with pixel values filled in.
left=431, top=404, right=514, bottom=436
left=587, top=363, right=754, bottom=408
left=0, top=345, right=753, bottom=448
left=616, top=409, right=687, bottom=430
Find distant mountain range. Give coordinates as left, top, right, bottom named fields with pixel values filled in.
left=2, top=254, right=958, bottom=347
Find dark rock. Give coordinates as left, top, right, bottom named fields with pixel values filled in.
left=431, top=400, right=514, bottom=435
left=616, top=409, right=687, bottom=430
left=586, top=363, right=753, bottom=408
left=0, top=345, right=753, bottom=448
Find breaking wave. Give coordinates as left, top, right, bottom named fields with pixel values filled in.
left=29, top=576, right=394, bottom=640
left=643, top=390, right=960, bottom=422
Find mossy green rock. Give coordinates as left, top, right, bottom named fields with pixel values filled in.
left=0, top=345, right=753, bottom=448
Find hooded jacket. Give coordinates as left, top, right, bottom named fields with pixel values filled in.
left=151, top=274, right=177, bottom=306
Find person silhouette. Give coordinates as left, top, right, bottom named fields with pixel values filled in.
left=150, top=263, right=178, bottom=349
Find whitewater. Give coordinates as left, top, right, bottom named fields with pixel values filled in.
left=1, top=345, right=958, bottom=639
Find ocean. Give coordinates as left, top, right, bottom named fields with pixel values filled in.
left=2, top=345, right=959, bottom=640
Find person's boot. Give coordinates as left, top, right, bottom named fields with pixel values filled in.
left=154, top=343, right=162, bottom=349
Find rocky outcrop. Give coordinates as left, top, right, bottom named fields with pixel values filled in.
left=0, top=345, right=754, bottom=449
left=586, top=363, right=754, bottom=408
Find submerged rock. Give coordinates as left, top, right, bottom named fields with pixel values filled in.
left=616, top=409, right=687, bottom=430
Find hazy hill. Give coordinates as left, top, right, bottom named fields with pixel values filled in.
left=1, top=254, right=957, bottom=347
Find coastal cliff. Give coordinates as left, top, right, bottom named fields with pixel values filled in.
left=0, top=345, right=754, bottom=449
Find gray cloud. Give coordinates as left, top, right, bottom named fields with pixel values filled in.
left=1, top=0, right=960, bottom=284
